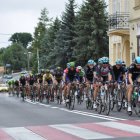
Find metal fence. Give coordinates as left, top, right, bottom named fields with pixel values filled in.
left=109, top=12, right=129, bottom=30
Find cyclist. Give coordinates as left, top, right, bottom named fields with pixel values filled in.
left=43, top=69, right=55, bottom=101
left=127, top=57, right=140, bottom=112
left=14, top=79, right=20, bottom=97
left=94, top=57, right=113, bottom=108
left=7, top=80, right=12, bottom=95
left=112, top=59, right=125, bottom=82
left=76, top=66, right=85, bottom=83
left=85, top=59, right=96, bottom=108
left=28, top=74, right=36, bottom=100
left=53, top=67, right=63, bottom=98
left=76, top=66, right=85, bottom=101
left=19, top=74, right=26, bottom=98
left=63, top=62, right=77, bottom=103
left=37, top=73, right=43, bottom=101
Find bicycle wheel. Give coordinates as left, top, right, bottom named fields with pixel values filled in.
left=21, top=88, right=25, bottom=102
left=104, top=90, right=111, bottom=115
left=46, top=90, right=50, bottom=104
left=110, top=89, right=116, bottom=111
left=134, top=95, right=140, bottom=117
left=116, top=89, right=124, bottom=112
left=69, top=90, right=75, bottom=110
left=97, top=98, right=102, bottom=114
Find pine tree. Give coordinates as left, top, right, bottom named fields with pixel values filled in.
left=74, top=0, right=108, bottom=65
left=40, top=17, right=61, bottom=68
left=53, top=0, right=76, bottom=68
left=32, top=8, right=50, bottom=72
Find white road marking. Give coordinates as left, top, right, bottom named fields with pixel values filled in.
left=51, top=107, right=59, bottom=109
left=3, top=127, right=47, bottom=140
left=97, top=121, right=140, bottom=134
left=25, top=99, right=126, bottom=121
left=72, top=110, right=126, bottom=121
left=50, top=124, right=113, bottom=139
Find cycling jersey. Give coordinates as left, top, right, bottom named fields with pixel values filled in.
left=128, top=65, right=140, bottom=81
left=19, top=77, right=26, bottom=86
left=85, top=66, right=95, bottom=82
left=54, top=70, right=63, bottom=82
left=96, top=65, right=113, bottom=82
left=76, top=70, right=85, bottom=83
left=64, top=68, right=76, bottom=82
left=15, top=80, right=19, bottom=86
left=43, top=74, right=53, bottom=84
left=28, top=76, right=35, bottom=85
left=112, top=65, right=125, bottom=81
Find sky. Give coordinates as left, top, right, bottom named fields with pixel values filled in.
left=0, top=0, right=108, bottom=48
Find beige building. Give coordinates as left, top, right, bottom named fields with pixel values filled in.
left=108, top=0, right=140, bottom=66
left=129, top=0, right=140, bottom=61
left=108, top=0, right=130, bottom=66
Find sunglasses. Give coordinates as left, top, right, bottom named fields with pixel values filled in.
left=103, top=62, right=109, bottom=64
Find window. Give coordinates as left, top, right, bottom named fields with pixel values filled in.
left=137, top=36, right=140, bottom=56
left=113, top=0, right=120, bottom=14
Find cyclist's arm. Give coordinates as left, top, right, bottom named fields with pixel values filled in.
left=43, top=75, right=46, bottom=85
left=50, top=74, right=55, bottom=83
left=63, top=73, right=66, bottom=82
left=128, top=73, right=133, bottom=85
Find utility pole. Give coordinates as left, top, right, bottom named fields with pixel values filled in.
left=37, top=48, right=40, bottom=73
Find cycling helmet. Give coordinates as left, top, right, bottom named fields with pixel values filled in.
left=46, top=69, right=50, bottom=73
left=102, top=57, right=109, bottom=64
left=56, top=67, right=61, bottom=70
left=98, top=58, right=103, bottom=64
left=88, top=59, right=94, bottom=65
left=69, top=62, right=75, bottom=67
left=67, top=63, right=70, bottom=68
left=76, top=66, right=82, bottom=73
left=135, top=57, right=140, bottom=64
left=116, top=59, right=122, bottom=65
left=77, top=66, right=82, bottom=70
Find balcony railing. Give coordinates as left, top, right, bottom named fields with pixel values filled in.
left=109, top=12, right=130, bottom=30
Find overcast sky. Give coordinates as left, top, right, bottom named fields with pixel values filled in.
left=0, top=0, right=107, bottom=48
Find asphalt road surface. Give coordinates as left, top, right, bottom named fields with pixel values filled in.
left=0, top=93, right=140, bottom=140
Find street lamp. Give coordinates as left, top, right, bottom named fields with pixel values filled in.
left=24, top=52, right=31, bottom=71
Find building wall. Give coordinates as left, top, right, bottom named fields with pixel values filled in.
left=108, top=0, right=130, bottom=65
left=129, top=0, right=140, bottom=60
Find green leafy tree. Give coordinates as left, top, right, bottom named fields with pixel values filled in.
left=9, top=33, right=33, bottom=48
left=0, top=48, right=5, bottom=66
left=74, top=0, right=108, bottom=65
left=2, top=43, right=26, bottom=70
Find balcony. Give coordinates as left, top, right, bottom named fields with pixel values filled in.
left=108, top=12, right=130, bottom=36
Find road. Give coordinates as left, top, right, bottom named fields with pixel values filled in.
left=0, top=93, right=140, bottom=140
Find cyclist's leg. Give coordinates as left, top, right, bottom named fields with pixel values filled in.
left=126, top=84, right=133, bottom=111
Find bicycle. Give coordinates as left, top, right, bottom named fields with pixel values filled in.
left=30, top=84, right=37, bottom=102
left=66, top=82, right=76, bottom=110
left=20, top=85, right=26, bottom=102
left=97, top=81, right=112, bottom=115
left=76, top=82, right=85, bottom=105
left=110, top=81, right=126, bottom=112
left=128, top=82, right=140, bottom=116
left=56, top=83, right=62, bottom=104
left=45, top=84, right=52, bottom=104
left=86, top=82, right=93, bottom=110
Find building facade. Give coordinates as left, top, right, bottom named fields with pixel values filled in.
left=129, top=0, right=140, bottom=61
left=108, top=0, right=140, bottom=66
left=108, top=0, right=130, bottom=66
